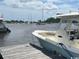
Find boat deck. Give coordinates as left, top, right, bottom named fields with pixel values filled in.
left=39, top=32, right=79, bottom=49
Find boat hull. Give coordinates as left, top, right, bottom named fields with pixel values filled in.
left=0, top=23, right=11, bottom=33
left=35, top=37, right=79, bottom=59
left=0, top=28, right=11, bottom=33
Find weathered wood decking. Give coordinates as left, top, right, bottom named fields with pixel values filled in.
left=0, top=44, right=51, bottom=59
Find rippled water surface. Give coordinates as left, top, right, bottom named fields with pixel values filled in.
left=0, top=23, right=59, bottom=47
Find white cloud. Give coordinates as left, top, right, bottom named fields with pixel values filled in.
left=57, top=4, right=72, bottom=13
left=23, top=1, right=43, bottom=9
left=48, top=0, right=77, bottom=10
left=3, top=0, right=20, bottom=8
left=47, top=0, right=62, bottom=3
left=1, top=0, right=79, bottom=20
left=3, top=0, right=58, bottom=9
left=44, top=2, right=58, bottom=9
left=3, top=0, right=78, bottom=11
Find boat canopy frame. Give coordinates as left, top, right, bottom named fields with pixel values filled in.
left=56, top=12, right=79, bottom=40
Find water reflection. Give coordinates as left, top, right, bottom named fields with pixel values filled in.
left=0, top=33, right=10, bottom=47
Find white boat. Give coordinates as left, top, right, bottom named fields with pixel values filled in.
left=32, top=12, right=79, bottom=59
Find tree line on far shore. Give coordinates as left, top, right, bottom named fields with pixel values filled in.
left=3, top=17, right=60, bottom=24
left=3, top=20, right=28, bottom=23
left=37, top=17, right=60, bottom=24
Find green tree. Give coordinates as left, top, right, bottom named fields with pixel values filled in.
left=44, top=17, right=60, bottom=23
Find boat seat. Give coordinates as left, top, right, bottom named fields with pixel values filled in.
left=70, top=34, right=79, bottom=40
left=70, top=35, right=74, bottom=40
left=69, top=29, right=79, bottom=40
left=70, top=30, right=77, bottom=35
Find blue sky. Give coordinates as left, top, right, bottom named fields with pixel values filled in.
left=0, top=0, right=79, bottom=21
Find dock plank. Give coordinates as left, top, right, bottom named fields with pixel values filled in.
left=0, top=44, right=51, bottom=59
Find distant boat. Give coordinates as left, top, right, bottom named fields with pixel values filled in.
left=36, top=23, right=46, bottom=25
left=32, top=12, right=79, bottom=59
left=0, top=14, right=10, bottom=33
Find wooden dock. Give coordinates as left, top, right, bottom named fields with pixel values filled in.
left=0, top=43, right=51, bottom=59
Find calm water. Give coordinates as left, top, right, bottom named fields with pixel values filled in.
left=0, top=23, right=59, bottom=47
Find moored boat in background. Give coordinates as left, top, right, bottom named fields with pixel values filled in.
left=0, top=14, right=10, bottom=33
